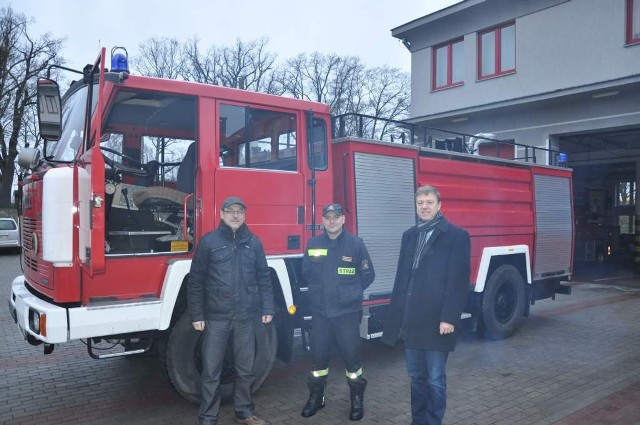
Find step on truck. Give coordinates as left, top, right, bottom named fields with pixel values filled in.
left=9, top=47, right=573, bottom=403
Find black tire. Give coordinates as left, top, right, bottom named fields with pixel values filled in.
left=162, top=310, right=277, bottom=404
left=481, top=264, right=526, bottom=340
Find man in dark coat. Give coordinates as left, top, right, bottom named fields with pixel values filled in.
left=188, top=196, right=274, bottom=425
left=381, top=185, right=470, bottom=425
left=300, top=203, right=375, bottom=421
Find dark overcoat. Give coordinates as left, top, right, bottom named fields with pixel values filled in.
left=381, top=216, right=470, bottom=352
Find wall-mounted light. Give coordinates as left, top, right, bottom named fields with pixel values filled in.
left=451, top=116, right=468, bottom=123
left=401, top=38, right=411, bottom=50
left=591, top=90, right=619, bottom=99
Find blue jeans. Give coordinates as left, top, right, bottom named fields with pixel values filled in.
left=404, top=348, right=449, bottom=425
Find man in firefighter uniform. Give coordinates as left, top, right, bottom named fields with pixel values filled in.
left=300, top=203, right=375, bottom=421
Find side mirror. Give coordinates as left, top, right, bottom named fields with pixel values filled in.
left=37, top=78, right=62, bottom=141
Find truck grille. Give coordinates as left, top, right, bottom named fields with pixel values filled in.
left=21, top=217, right=49, bottom=276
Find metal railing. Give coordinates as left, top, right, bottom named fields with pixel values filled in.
left=331, top=113, right=568, bottom=167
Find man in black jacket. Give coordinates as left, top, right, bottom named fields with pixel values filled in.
left=382, top=185, right=470, bottom=425
left=300, top=203, right=375, bottom=421
left=188, top=196, right=274, bottom=425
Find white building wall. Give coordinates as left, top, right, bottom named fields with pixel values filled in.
left=406, top=0, right=637, bottom=119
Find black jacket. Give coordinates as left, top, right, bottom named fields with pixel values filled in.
left=302, top=230, right=375, bottom=318
left=381, top=216, right=470, bottom=352
left=188, top=221, right=274, bottom=321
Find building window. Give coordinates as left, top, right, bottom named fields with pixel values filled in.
left=627, top=0, right=640, bottom=45
left=432, top=38, right=464, bottom=90
left=478, top=22, right=515, bottom=79
left=619, top=215, right=635, bottom=235
left=615, top=181, right=635, bottom=206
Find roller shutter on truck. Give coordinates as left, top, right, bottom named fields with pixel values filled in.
left=533, top=174, right=573, bottom=279
left=353, top=152, right=416, bottom=298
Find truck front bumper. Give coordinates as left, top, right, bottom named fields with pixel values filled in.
left=9, top=275, right=69, bottom=344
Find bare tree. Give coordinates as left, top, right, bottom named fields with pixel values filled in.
left=0, top=7, right=63, bottom=207
left=280, top=52, right=411, bottom=118
left=147, top=36, right=283, bottom=94
left=181, top=37, right=221, bottom=84
left=216, top=37, right=278, bottom=91
left=256, top=67, right=286, bottom=96
left=282, top=52, right=366, bottom=115
left=362, top=66, right=411, bottom=139
left=132, top=37, right=185, bottom=79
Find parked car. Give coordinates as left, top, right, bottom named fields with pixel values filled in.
left=0, top=217, right=20, bottom=253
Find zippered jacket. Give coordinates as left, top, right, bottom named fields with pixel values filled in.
left=302, top=230, right=375, bottom=318
left=188, top=221, right=274, bottom=321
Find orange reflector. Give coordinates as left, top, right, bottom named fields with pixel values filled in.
left=40, top=314, right=47, bottom=337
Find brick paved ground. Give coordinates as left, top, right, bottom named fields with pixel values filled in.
left=2, top=252, right=639, bottom=425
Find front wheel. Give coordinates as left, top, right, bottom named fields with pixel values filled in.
left=481, top=264, right=526, bottom=340
left=161, top=311, right=277, bottom=404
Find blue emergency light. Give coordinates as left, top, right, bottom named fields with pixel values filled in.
left=557, top=152, right=568, bottom=165
left=111, top=46, right=129, bottom=73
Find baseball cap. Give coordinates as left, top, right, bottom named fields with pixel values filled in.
left=222, top=196, right=246, bottom=210
left=322, top=203, right=343, bottom=217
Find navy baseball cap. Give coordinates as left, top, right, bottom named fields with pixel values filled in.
left=322, top=203, right=343, bottom=217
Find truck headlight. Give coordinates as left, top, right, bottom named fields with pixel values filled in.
left=29, top=309, right=46, bottom=336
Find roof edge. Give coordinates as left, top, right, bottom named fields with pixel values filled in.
left=391, top=0, right=482, bottom=39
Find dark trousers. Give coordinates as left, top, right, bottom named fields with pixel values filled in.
left=404, top=348, right=449, bottom=425
left=199, top=318, right=256, bottom=424
left=310, top=311, right=362, bottom=375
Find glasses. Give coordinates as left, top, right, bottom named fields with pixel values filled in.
left=223, top=209, right=245, bottom=216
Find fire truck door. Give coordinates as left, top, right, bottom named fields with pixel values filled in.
left=216, top=104, right=306, bottom=254
left=79, top=144, right=106, bottom=274
left=79, top=49, right=107, bottom=276
left=304, top=116, right=332, bottom=237
left=213, top=167, right=305, bottom=254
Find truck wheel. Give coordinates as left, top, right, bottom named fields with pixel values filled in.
left=162, top=311, right=277, bottom=404
left=481, top=264, right=526, bottom=340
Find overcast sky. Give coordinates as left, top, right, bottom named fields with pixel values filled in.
left=12, top=0, right=461, bottom=73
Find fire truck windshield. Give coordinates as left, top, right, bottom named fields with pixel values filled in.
left=49, top=83, right=99, bottom=161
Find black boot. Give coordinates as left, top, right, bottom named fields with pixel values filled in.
left=347, top=377, right=367, bottom=421
left=301, top=375, right=326, bottom=417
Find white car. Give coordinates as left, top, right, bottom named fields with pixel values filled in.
left=0, top=217, right=20, bottom=252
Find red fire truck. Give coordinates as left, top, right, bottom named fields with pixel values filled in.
left=9, top=48, right=573, bottom=403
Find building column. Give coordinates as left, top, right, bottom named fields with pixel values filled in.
left=635, top=160, right=640, bottom=266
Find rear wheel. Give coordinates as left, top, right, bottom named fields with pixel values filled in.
left=481, top=264, right=526, bottom=340
left=161, top=310, right=277, bottom=404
